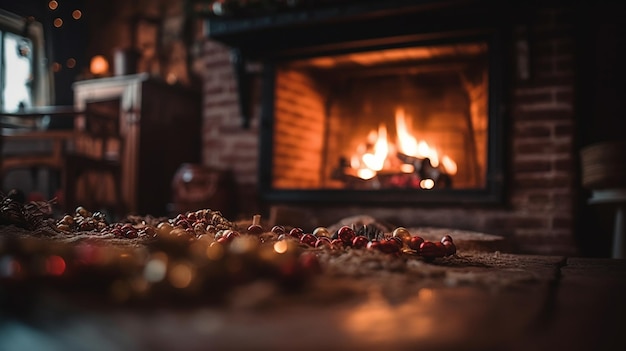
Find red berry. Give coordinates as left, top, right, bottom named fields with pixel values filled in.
left=225, top=230, right=240, bottom=240
left=300, top=233, right=317, bottom=247
left=352, top=236, right=369, bottom=249
left=443, top=241, right=456, bottom=256
left=379, top=239, right=400, bottom=254
left=367, top=240, right=380, bottom=251
left=337, top=226, right=356, bottom=245
left=289, top=227, right=304, bottom=239
left=408, top=236, right=424, bottom=250
left=330, top=239, right=344, bottom=250
left=315, top=237, right=331, bottom=248
left=419, top=241, right=438, bottom=260
left=434, top=242, right=447, bottom=257
left=271, top=225, right=286, bottom=235
left=389, top=236, right=403, bottom=249
left=441, top=235, right=453, bottom=244
left=175, top=219, right=190, bottom=229
left=247, top=224, right=263, bottom=235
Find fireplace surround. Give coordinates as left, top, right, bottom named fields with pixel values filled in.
left=204, top=0, right=511, bottom=205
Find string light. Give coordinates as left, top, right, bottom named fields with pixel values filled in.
left=48, top=1, right=58, bottom=10
left=53, top=18, right=63, bottom=27
left=72, top=10, right=82, bottom=20
left=66, top=58, right=76, bottom=68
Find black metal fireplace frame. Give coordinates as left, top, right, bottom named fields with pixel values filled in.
left=202, top=0, right=514, bottom=206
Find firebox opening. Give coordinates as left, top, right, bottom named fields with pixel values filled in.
left=272, top=41, right=489, bottom=193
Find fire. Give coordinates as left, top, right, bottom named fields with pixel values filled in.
left=349, top=108, right=457, bottom=184
left=362, top=124, right=388, bottom=171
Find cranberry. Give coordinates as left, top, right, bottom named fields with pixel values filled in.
left=367, top=240, right=381, bottom=251
left=225, top=230, right=240, bottom=240
left=337, top=226, right=356, bottom=245
left=125, top=230, right=138, bottom=239
left=217, top=236, right=230, bottom=244
left=143, top=226, right=157, bottom=238
left=110, top=227, right=123, bottom=237
left=352, top=236, right=369, bottom=249
left=186, top=212, right=197, bottom=222
left=379, top=239, right=400, bottom=254
left=174, top=214, right=186, bottom=223
left=330, top=239, right=344, bottom=250
left=315, top=237, right=332, bottom=248
left=443, top=241, right=456, bottom=256
left=389, top=236, right=403, bottom=249
left=300, top=233, right=317, bottom=247
left=271, top=225, right=286, bottom=235
left=247, top=224, right=263, bottom=235
left=434, top=242, right=447, bottom=257
left=441, top=235, right=453, bottom=244
left=175, top=219, right=190, bottom=229
left=419, top=241, right=438, bottom=260
left=408, top=236, right=424, bottom=250
left=289, top=227, right=304, bottom=239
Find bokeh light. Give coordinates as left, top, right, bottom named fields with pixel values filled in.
left=89, top=55, right=109, bottom=75
left=45, top=255, right=66, bottom=276
left=168, top=262, right=193, bottom=288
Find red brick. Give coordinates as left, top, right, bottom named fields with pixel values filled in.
left=515, top=140, right=572, bottom=155
left=553, top=216, right=573, bottom=230
left=554, top=158, right=573, bottom=172
left=486, top=216, right=549, bottom=230
left=515, top=124, right=552, bottom=138
left=514, top=90, right=553, bottom=105
left=513, top=109, right=573, bottom=122
left=513, top=175, right=573, bottom=189
left=513, top=159, right=552, bottom=173
left=554, top=122, right=574, bottom=137
left=533, top=59, right=574, bottom=79
left=555, top=89, right=574, bottom=104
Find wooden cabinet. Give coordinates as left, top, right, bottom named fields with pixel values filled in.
left=73, top=73, right=201, bottom=216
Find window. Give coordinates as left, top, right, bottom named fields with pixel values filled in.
left=0, top=9, right=52, bottom=111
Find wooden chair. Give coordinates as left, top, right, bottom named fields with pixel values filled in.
left=62, top=99, right=127, bottom=219
left=0, top=106, right=79, bottom=201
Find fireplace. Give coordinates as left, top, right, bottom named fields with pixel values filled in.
left=264, top=37, right=499, bottom=204
left=203, top=0, right=511, bottom=205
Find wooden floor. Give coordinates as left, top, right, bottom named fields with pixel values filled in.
left=1, top=249, right=625, bottom=351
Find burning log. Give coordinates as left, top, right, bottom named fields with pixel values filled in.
left=334, top=152, right=453, bottom=190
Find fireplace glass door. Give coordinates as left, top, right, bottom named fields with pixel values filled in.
left=261, top=35, right=504, bottom=204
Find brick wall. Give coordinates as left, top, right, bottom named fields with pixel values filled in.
left=198, top=5, right=580, bottom=255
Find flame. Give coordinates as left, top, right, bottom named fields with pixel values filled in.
left=349, top=108, right=456, bottom=181
left=416, top=141, right=439, bottom=167
left=441, top=155, right=457, bottom=175
left=362, top=124, right=388, bottom=171
left=396, top=108, right=418, bottom=156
